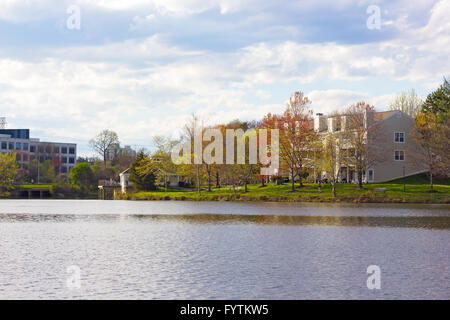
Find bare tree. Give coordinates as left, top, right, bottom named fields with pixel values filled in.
left=182, top=114, right=205, bottom=193
left=89, top=130, right=119, bottom=168
left=320, top=131, right=344, bottom=198
left=388, top=89, right=423, bottom=118
left=343, top=102, right=387, bottom=189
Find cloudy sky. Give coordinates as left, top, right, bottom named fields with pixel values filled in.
left=0, top=0, right=449, bottom=155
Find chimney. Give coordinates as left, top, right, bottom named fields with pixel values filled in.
left=314, top=113, right=327, bottom=132
left=364, top=109, right=375, bottom=129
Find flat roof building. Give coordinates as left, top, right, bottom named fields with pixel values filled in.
left=0, top=128, right=77, bottom=175
left=0, top=129, right=29, bottom=139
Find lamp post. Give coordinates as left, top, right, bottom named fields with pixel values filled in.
left=403, top=165, right=405, bottom=192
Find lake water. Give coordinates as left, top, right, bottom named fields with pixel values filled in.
left=0, top=200, right=449, bottom=299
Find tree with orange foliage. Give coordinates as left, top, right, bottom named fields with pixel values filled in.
left=262, top=91, right=316, bottom=192
left=409, top=111, right=449, bottom=192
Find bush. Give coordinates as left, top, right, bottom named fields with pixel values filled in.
left=50, top=183, right=84, bottom=198
left=70, top=162, right=96, bottom=191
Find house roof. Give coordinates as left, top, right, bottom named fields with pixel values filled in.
left=119, top=167, right=179, bottom=176
left=325, top=110, right=397, bottom=121
left=374, top=110, right=397, bottom=121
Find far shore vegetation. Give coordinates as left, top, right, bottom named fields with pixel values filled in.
left=122, top=174, right=450, bottom=204
left=0, top=80, right=448, bottom=203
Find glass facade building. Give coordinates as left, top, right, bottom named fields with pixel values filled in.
left=0, top=129, right=30, bottom=139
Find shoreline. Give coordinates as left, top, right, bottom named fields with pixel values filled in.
left=121, top=192, right=450, bottom=204
left=8, top=181, right=450, bottom=204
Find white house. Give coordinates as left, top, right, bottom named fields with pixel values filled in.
left=158, top=169, right=180, bottom=188
left=119, top=167, right=181, bottom=192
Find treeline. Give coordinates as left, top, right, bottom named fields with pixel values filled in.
left=130, top=94, right=387, bottom=196
left=0, top=79, right=448, bottom=198
left=129, top=78, right=449, bottom=196
left=0, top=131, right=136, bottom=197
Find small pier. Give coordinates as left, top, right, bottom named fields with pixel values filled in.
left=14, top=187, right=52, bottom=199
left=98, top=179, right=121, bottom=200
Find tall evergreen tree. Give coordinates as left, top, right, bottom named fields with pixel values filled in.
left=129, top=150, right=156, bottom=191
left=422, top=77, right=450, bottom=122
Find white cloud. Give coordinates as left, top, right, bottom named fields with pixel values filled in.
left=0, top=0, right=447, bottom=155
left=129, top=14, right=156, bottom=31
left=82, top=0, right=269, bottom=15
left=307, top=89, right=395, bottom=114
left=0, top=0, right=269, bottom=20
left=52, top=34, right=204, bottom=61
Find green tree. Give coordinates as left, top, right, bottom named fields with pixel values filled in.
left=28, top=159, right=40, bottom=183
left=39, top=160, right=56, bottom=183
left=0, top=153, right=18, bottom=194
left=408, top=78, right=450, bottom=186
left=92, top=160, right=115, bottom=181
left=151, top=137, right=181, bottom=191
left=422, top=77, right=450, bottom=122
left=129, top=150, right=157, bottom=191
left=70, top=162, right=96, bottom=190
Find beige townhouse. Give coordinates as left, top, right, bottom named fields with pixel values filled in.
left=314, top=109, right=427, bottom=183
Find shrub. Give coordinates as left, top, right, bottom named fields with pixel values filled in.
left=50, top=183, right=83, bottom=198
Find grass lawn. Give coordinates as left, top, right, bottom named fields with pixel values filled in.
left=125, top=177, right=450, bottom=204
left=19, top=183, right=54, bottom=189
left=386, top=173, right=450, bottom=185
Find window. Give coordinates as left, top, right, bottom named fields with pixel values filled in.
left=394, top=132, right=405, bottom=143
left=69, top=157, right=75, bottom=164
left=38, top=146, right=44, bottom=153
left=45, top=146, right=51, bottom=153
left=54, top=147, right=60, bottom=154
left=16, top=153, right=21, bottom=161
left=61, top=157, right=67, bottom=164
left=30, top=145, right=36, bottom=153
left=23, top=143, right=29, bottom=151
left=61, top=147, right=67, bottom=154
left=394, top=150, right=405, bottom=161
left=1, top=142, right=6, bottom=149
left=69, top=147, right=75, bottom=154
left=16, top=142, right=21, bottom=150
left=61, top=166, right=67, bottom=173
left=9, top=142, right=14, bottom=150
left=23, top=154, right=28, bottom=161
left=368, top=169, right=374, bottom=182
